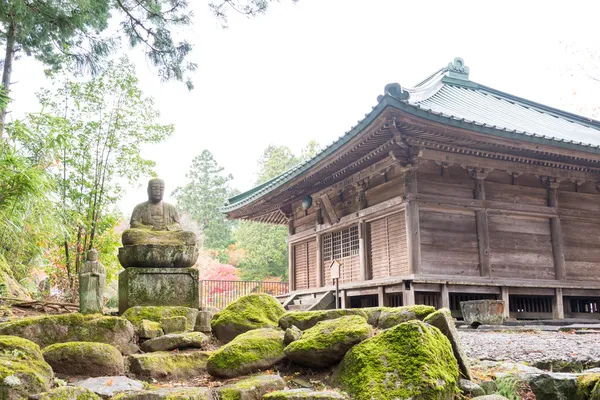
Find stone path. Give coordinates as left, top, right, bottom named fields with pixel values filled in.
left=459, top=329, right=600, bottom=369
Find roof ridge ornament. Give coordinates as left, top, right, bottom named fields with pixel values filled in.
left=377, top=82, right=409, bottom=102
left=447, top=57, right=470, bottom=80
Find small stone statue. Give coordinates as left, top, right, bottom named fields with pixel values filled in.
left=79, top=249, right=106, bottom=314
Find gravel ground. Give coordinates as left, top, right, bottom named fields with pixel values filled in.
left=458, top=330, right=600, bottom=369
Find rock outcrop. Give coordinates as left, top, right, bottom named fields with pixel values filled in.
left=336, top=320, right=459, bottom=400
left=211, top=294, right=285, bottom=342
left=42, top=342, right=125, bottom=377
left=207, top=328, right=285, bottom=378
left=284, top=315, right=372, bottom=368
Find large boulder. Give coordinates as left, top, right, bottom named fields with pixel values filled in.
left=336, top=320, right=459, bottom=400
left=140, top=332, right=208, bottom=352
left=211, top=294, right=285, bottom=342
left=121, top=306, right=198, bottom=331
left=0, top=313, right=134, bottom=352
left=0, top=336, right=53, bottom=399
left=217, top=374, right=285, bottom=399
left=279, top=309, right=367, bottom=331
left=38, top=387, right=101, bottom=400
left=128, top=350, right=211, bottom=380
left=376, top=305, right=435, bottom=329
left=284, top=315, right=372, bottom=368
left=424, top=308, right=472, bottom=380
left=42, top=342, right=125, bottom=377
left=207, top=328, right=285, bottom=378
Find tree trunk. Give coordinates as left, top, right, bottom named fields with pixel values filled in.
left=1, top=20, right=16, bottom=138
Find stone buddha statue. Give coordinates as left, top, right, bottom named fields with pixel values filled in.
left=79, top=249, right=106, bottom=314
left=118, top=179, right=199, bottom=268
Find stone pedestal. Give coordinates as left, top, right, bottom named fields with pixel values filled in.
left=118, top=268, right=199, bottom=314
left=460, top=300, right=505, bottom=326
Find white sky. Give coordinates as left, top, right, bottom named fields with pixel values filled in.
left=7, top=0, right=600, bottom=214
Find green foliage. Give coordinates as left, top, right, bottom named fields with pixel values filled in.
left=173, top=150, right=236, bottom=250
left=495, top=375, right=521, bottom=400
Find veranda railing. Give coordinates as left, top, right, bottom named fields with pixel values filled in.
left=200, top=280, right=289, bottom=310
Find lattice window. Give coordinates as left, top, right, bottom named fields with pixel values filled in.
left=323, top=225, right=359, bottom=261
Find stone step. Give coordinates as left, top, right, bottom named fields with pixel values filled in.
left=293, top=298, right=318, bottom=305
left=287, top=304, right=310, bottom=311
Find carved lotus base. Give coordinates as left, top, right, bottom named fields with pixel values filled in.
left=118, top=244, right=199, bottom=269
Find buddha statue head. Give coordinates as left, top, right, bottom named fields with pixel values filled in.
left=87, top=249, right=98, bottom=262
left=147, top=178, right=165, bottom=204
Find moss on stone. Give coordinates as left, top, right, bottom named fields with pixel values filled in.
left=122, top=306, right=198, bottom=331
left=42, top=342, right=124, bottom=376
left=211, top=294, right=285, bottom=342
left=112, top=387, right=211, bottom=399
left=262, top=389, right=349, bottom=399
left=139, top=319, right=164, bottom=339
left=336, top=320, right=458, bottom=400
left=39, top=386, right=102, bottom=400
left=128, top=350, right=211, bottom=380
left=575, top=373, right=600, bottom=400
left=284, top=315, right=372, bottom=368
left=376, top=305, right=435, bottom=329
left=218, top=374, right=285, bottom=400
left=0, top=313, right=134, bottom=350
left=207, top=328, right=285, bottom=378
left=278, top=309, right=367, bottom=331
left=0, top=255, right=30, bottom=299
left=0, top=335, right=53, bottom=398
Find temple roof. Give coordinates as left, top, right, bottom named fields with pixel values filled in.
left=222, top=57, right=600, bottom=217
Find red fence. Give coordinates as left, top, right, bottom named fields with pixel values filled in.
left=200, top=280, right=289, bottom=310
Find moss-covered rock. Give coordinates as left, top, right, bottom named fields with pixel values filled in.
left=0, top=313, right=135, bottom=352
left=278, top=309, right=367, bottom=331
left=284, top=325, right=302, bottom=345
left=336, top=320, right=459, bottom=400
left=576, top=373, right=600, bottom=400
left=140, top=332, right=208, bottom=352
left=217, top=374, right=285, bottom=399
left=38, top=386, right=101, bottom=400
left=138, top=319, right=163, bottom=339
left=376, top=305, right=435, bottom=329
left=112, top=387, right=212, bottom=399
left=0, top=335, right=53, bottom=399
left=211, top=294, right=285, bottom=343
left=42, top=342, right=125, bottom=377
left=0, top=255, right=31, bottom=300
left=207, top=328, right=285, bottom=378
left=128, top=350, right=211, bottom=380
left=424, top=308, right=472, bottom=380
left=162, top=315, right=188, bottom=334
left=262, top=389, right=349, bottom=399
left=284, top=315, right=372, bottom=368
left=122, top=306, right=198, bottom=331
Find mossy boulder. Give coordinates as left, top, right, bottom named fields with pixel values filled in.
left=211, top=294, right=285, bottom=343
left=38, top=386, right=101, bottom=400
left=207, top=328, right=285, bottom=378
left=0, top=335, right=53, bottom=399
left=0, top=255, right=31, bottom=300
left=284, top=325, right=302, bottom=345
left=262, top=389, right=349, bottom=399
left=122, top=306, right=198, bottom=331
left=112, top=387, right=212, bottom=399
left=138, top=319, right=163, bottom=339
left=217, top=374, right=285, bottom=399
left=0, top=313, right=135, bottom=352
left=284, top=315, right=372, bottom=368
left=336, top=320, right=459, bottom=400
left=128, top=350, right=211, bottom=380
left=278, top=309, right=367, bottom=331
left=424, top=308, right=472, bottom=380
left=140, top=332, right=208, bottom=352
left=576, top=373, right=600, bottom=399
left=376, top=305, right=435, bottom=329
left=162, top=316, right=187, bottom=334
left=42, top=342, right=125, bottom=377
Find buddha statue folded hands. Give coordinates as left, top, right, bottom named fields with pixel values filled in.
left=118, top=179, right=199, bottom=268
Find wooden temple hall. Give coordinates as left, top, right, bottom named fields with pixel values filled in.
left=223, top=57, right=600, bottom=320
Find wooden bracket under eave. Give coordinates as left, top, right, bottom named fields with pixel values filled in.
left=320, top=194, right=340, bottom=224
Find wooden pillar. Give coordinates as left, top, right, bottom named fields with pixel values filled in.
left=359, top=221, right=367, bottom=281
left=377, top=286, right=386, bottom=307
left=552, top=288, right=565, bottom=319
left=548, top=179, right=566, bottom=281
left=402, top=281, right=415, bottom=306
left=501, top=287, right=510, bottom=319
left=288, top=242, right=295, bottom=291
left=315, top=234, right=323, bottom=288
left=404, top=169, right=421, bottom=275
left=472, top=168, right=491, bottom=278
left=441, top=284, right=450, bottom=309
